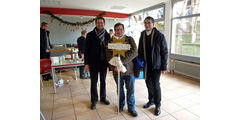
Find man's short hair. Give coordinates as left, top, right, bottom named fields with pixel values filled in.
left=114, top=23, right=124, bottom=30
left=109, top=29, right=113, bottom=32
left=81, top=30, right=87, bottom=35
left=144, top=16, right=154, bottom=23
left=95, top=17, right=105, bottom=23
left=41, top=22, right=48, bottom=27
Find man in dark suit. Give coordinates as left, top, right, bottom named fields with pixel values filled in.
left=40, top=22, right=52, bottom=59
left=40, top=22, right=52, bottom=81
left=84, top=17, right=111, bottom=109
left=138, top=16, right=168, bottom=116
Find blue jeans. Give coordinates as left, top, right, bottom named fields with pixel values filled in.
left=114, top=75, right=135, bottom=111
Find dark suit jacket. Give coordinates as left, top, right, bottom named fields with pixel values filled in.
left=84, top=29, right=110, bottom=69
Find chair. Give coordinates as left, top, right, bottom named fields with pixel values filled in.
left=40, top=59, right=52, bottom=89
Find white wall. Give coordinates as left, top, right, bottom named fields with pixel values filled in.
left=40, top=15, right=128, bottom=45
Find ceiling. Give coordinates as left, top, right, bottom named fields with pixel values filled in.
left=40, top=0, right=169, bottom=14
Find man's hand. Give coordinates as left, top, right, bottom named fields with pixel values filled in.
left=45, top=49, right=49, bottom=53
left=161, top=70, right=168, bottom=74
left=85, top=64, right=90, bottom=72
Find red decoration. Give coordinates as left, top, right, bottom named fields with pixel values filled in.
left=51, top=18, right=53, bottom=23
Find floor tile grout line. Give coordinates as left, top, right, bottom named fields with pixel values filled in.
left=68, top=84, right=78, bottom=120
left=80, top=77, right=103, bottom=120
left=41, top=70, right=199, bottom=120
left=51, top=90, right=55, bottom=120
left=120, top=111, right=127, bottom=120
left=135, top=105, right=155, bottom=120
left=167, top=95, right=199, bottom=110
left=96, top=109, right=104, bottom=120
left=168, top=107, right=200, bottom=120
left=161, top=106, right=184, bottom=117
left=169, top=114, right=178, bottom=120
left=182, top=105, right=200, bottom=118
left=164, top=91, right=200, bottom=103
left=160, top=107, right=181, bottom=120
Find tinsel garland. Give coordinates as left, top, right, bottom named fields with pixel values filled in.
left=42, top=11, right=106, bottom=26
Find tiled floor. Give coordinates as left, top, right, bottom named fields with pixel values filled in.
left=40, top=70, right=200, bottom=120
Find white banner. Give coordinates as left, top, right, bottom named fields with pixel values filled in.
left=108, top=43, right=131, bottom=50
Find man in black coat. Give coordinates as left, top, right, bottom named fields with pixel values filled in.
left=77, top=29, right=89, bottom=79
left=40, top=22, right=52, bottom=81
left=40, top=22, right=52, bottom=59
left=84, top=17, right=111, bottom=109
left=138, top=16, right=168, bottom=116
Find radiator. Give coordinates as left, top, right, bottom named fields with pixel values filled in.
left=171, top=60, right=200, bottom=79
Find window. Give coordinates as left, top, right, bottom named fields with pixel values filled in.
left=144, top=7, right=164, bottom=20
left=127, top=3, right=165, bottom=47
left=171, top=0, right=200, bottom=60
left=173, top=0, right=200, bottom=17
left=127, top=13, right=145, bottom=47
left=154, top=21, right=165, bottom=33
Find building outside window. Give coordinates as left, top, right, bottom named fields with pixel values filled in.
left=171, top=0, right=200, bottom=58
left=127, top=4, right=165, bottom=47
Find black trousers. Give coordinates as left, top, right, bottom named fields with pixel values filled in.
left=90, top=66, right=107, bottom=104
left=145, top=68, right=162, bottom=107
left=40, top=51, right=50, bottom=59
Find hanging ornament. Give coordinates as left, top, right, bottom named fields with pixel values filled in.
left=51, top=17, right=53, bottom=23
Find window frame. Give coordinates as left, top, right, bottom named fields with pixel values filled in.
left=170, top=0, right=200, bottom=64
left=127, top=3, right=166, bottom=48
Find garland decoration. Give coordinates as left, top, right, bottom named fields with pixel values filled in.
left=42, top=11, right=106, bottom=27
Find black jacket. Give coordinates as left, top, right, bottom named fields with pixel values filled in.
left=40, top=28, right=52, bottom=59
left=77, top=36, right=86, bottom=54
left=40, top=28, right=52, bottom=52
left=138, top=27, right=168, bottom=70
left=84, top=28, right=110, bottom=69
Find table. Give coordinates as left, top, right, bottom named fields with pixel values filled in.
left=51, top=60, right=84, bottom=94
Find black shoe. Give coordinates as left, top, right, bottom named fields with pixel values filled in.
left=48, top=75, right=52, bottom=80
left=100, top=99, right=110, bottom=105
left=143, top=102, right=154, bottom=109
left=119, top=106, right=123, bottom=112
left=90, top=103, right=96, bottom=110
left=43, top=76, right=49, bottom=81
left=80, top=76, right=88, bottom=79
left=155, top=106, right=161, bottom=116
left=128, top=110, right=138, bottom=117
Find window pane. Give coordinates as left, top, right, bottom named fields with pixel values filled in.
left=173, top=0, right=200, bottom=17
left=154, top=21, right=164, bottom=33
left=130, top=13, right=144, bottom=24
left=171, top=16, right=200, bottom=57
left=127, top=14, right=145, bottom=47
left=144, top=7, right=164, bottom=19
